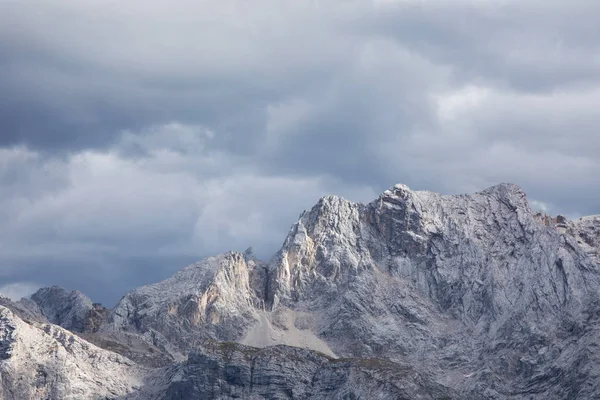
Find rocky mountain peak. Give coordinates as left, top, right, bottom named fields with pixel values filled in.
left=264, top=183, right=600, bottom=368
left=30, top=286, right=93, bottom=332
left=379, top=182, right=414, bottom=200
left=480, top=182, right=530, bottom=211
left=298, top=194, right=358, bottom=234
left=105, top=252, right=267, bottom=357
left=243, top=246, right=254, bottom=260
left=480, top=181, right=526, bottom=196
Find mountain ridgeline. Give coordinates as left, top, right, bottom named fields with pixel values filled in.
left=1, top=183, right=600, bottom=399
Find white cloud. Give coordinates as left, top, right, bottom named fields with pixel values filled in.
left=0, top=124, right=377, bottom=264
left=190, top=174, right=376, bottom=255
left=120, top=122, right=214, bottom=155
left=0, top=282, right=40, bottom=301
left=265, top=99, right=313, bottom=150
left=530, top=200, right=550, bottom=213
left=435, top=85, right=490, bottom=121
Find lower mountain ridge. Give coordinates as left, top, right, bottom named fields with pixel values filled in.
left=2, top=183, right=600, bottom=399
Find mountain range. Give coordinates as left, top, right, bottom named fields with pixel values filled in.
left=1, top=183, right=599, bottom=399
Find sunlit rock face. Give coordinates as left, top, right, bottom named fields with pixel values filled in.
left=0, top=306, right=145, bottom=400
left=2, top=183, right=600, bottom=399
left=104, top=252, right=267, bottom=358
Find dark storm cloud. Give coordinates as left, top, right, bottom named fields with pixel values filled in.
left=0, top=1, right=353, bottom=152
left=0, top=0, right=599, bottom=303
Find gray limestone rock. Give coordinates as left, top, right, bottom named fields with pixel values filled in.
left=128, top=341, right=461, bottom=400
left=0, top=306, right=145, bottom=400
left=0, top=296, right=48, bottom=325
left=104, top=252, right=267, bottom=357
left=569, top=215, right=600, bottom=264
left=265, top=183, right=600, bottom=397
left=30, top=286, right=94, bottom=332
left=2, top=182, right=600, bottom=399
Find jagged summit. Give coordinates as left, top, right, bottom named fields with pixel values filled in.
left=479, top=181, right=524, bottom=193
left=380, top=181, right=524, bottom=195
left=243, top=246, right=254, bottom=259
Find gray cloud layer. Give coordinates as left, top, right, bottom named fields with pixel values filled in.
left=1, top=0, right=599, bottom=303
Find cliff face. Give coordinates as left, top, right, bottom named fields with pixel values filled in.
left=263, top=183, right=600, bottom=397
left=127, top=341, right=461, bottom=400
left=104, top=252, right=267, bottom=358
left=2, top=183, right=600, bottom=399
left=535, top=212, right=600, bottom=264
left=270, top=183, right=597, bottom=321
left=569, top=215, right=600, bottom=264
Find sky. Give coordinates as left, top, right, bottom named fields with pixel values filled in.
left=1, top=0, right=599, bottom=304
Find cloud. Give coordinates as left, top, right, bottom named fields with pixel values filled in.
left=1, top=0, right=600, bottom=303
left=0, top=282, right=40, bottom=301
left=0, top=123, right=376, bottom=303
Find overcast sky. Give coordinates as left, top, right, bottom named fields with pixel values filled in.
left=1, top=0, right=599, bottom=304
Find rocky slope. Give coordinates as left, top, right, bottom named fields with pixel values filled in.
left=0, top=306, right=145, bottom=399
left=127, top=341, right=460, bottom=400
left=1, top=286, right=103, bottom=333
left=104, top=252, right=267, bottom=359
left=0, top=296, right=47, bottom=325
left=30, top=286, right=94, bottom=332
left=2, top=182, right=600, bottom=399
